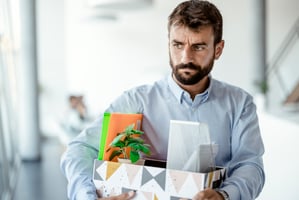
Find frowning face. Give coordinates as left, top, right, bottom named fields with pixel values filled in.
left=169, top=25, right=223, bottom=85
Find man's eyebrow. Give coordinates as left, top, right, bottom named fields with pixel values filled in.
left=171, top=40, right=208, bottom=46
left=192, top=42, right=207, bottom=46
left=171, top=39, right=182, bottom=43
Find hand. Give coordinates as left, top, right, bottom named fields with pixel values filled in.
left=191, top=188, right=224, bottom=200
left=97, top=190, right=135, bottom=200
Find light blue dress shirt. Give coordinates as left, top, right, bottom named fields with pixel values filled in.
left=60, top=74, right=265, bottom=200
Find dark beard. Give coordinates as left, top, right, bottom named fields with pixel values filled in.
left=171, top=60, right=214, bottom=85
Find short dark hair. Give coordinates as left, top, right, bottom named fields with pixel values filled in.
left=168, top=0, right=223, bottom=45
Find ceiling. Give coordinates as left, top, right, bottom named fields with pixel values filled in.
left=87, top=0, right=154, bottom=10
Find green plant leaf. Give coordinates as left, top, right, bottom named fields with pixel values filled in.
left=110, top=141, right=125, bottom=148
left=107, top=123, right=151, bottom=163
left=110, top=134, right=125, bottom=145
left=130, top=151, right=140, bottom=163
left=127, top=137, right=144, bottom=145
left=109, top=150, right=122, bottom=161
left=128, top=143, right=139, bottom=149
left=131, top=129, right=144, bottom=135
left=127, top=143, right=150, bottom=156
left=124, top=124, right=135, bottom=133
left=124, top=124, right=144, bottom=135
left=139, top=144, right=151, bottom=155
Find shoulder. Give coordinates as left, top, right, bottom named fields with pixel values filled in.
left=210, top=78, right=254, bottom=108
left=211, top=78, right=252, bottom=98
left=124, top=76, right=169, bottom=96
left=106, top=77, right=169, bottom=112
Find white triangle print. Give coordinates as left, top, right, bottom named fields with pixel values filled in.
left=96, top=161, right=108, bottom=180
left=144, top=166, right=165, bottom=177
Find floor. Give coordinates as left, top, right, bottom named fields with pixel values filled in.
left=13, top=137, right=68, bottom=200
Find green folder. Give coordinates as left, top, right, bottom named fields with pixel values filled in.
left=98, top=112, right=111, bottom=160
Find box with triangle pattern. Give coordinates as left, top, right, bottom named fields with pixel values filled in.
left=93, top=159, right=226, bottom=200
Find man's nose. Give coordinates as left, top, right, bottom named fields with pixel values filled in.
left=181, top=47, right=194, bottom=64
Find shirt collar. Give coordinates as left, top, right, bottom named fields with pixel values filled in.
left=167, top=74, right=213, bottom=104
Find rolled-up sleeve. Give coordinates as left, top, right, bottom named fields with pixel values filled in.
left=221, top=96, right=265, bottom=200
left=60, top=119, right=102, bottom=200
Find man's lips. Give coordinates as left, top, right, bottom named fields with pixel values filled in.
left=179, top=68, right=197, bottom=73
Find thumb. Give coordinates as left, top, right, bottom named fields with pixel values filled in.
left=119, top=190, right=135, bottom=199
left=97, top=190, right=136, bottom=200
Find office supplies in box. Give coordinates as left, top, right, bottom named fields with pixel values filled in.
left=98, top=112, right=143, bottom=161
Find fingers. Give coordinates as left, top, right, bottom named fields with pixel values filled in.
left=118, top=191, right=135, bottom=199
left=97, top=190, right=135, bottom=200
left=193, top=188, right=222, bottom=200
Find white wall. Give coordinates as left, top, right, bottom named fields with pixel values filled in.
left=37, top=0, right=67, bottom=136
left=64, top=0, right=170, bottom=115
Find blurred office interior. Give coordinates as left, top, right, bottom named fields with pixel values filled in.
left=1, top=0, right=299, bottom=199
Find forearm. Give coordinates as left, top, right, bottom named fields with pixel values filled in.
left=60, top=123, right=102, bottom=200
left=221, top=163, right=265, bottom=200
left=223, top=96, right=265, bottom=200
left=61, top=141, right=98, bottom=200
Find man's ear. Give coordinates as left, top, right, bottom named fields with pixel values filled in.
left=214, top=40, right=225, bottom=59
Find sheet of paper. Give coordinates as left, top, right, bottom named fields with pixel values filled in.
left=166, top=120, right=217, bottom=173
left=182, top=144, right=218, bottom=173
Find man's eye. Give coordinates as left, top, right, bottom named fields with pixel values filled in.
left=173, top=43, right=183, bottom=49
left=193, top=45, right=205, bottom=51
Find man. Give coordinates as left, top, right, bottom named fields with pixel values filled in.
left=60, top=1, right=265, bottom=200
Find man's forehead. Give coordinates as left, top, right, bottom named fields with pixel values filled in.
left=169, top=25, right=214, bottom=42
left=170, top=24, right=213, bottom=33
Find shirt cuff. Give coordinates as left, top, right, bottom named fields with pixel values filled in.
left=76, top=187, right=98, bottom=200
left=221, top=185, right=240, bottom=200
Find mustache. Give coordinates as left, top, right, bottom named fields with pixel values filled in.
left=176, top=62, right=200, bottom=70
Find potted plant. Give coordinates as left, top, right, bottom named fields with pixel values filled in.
left=106, top=123, right=151, bottom=164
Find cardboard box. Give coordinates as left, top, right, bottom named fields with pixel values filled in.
left=93, top=159, right=226, bottom=200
